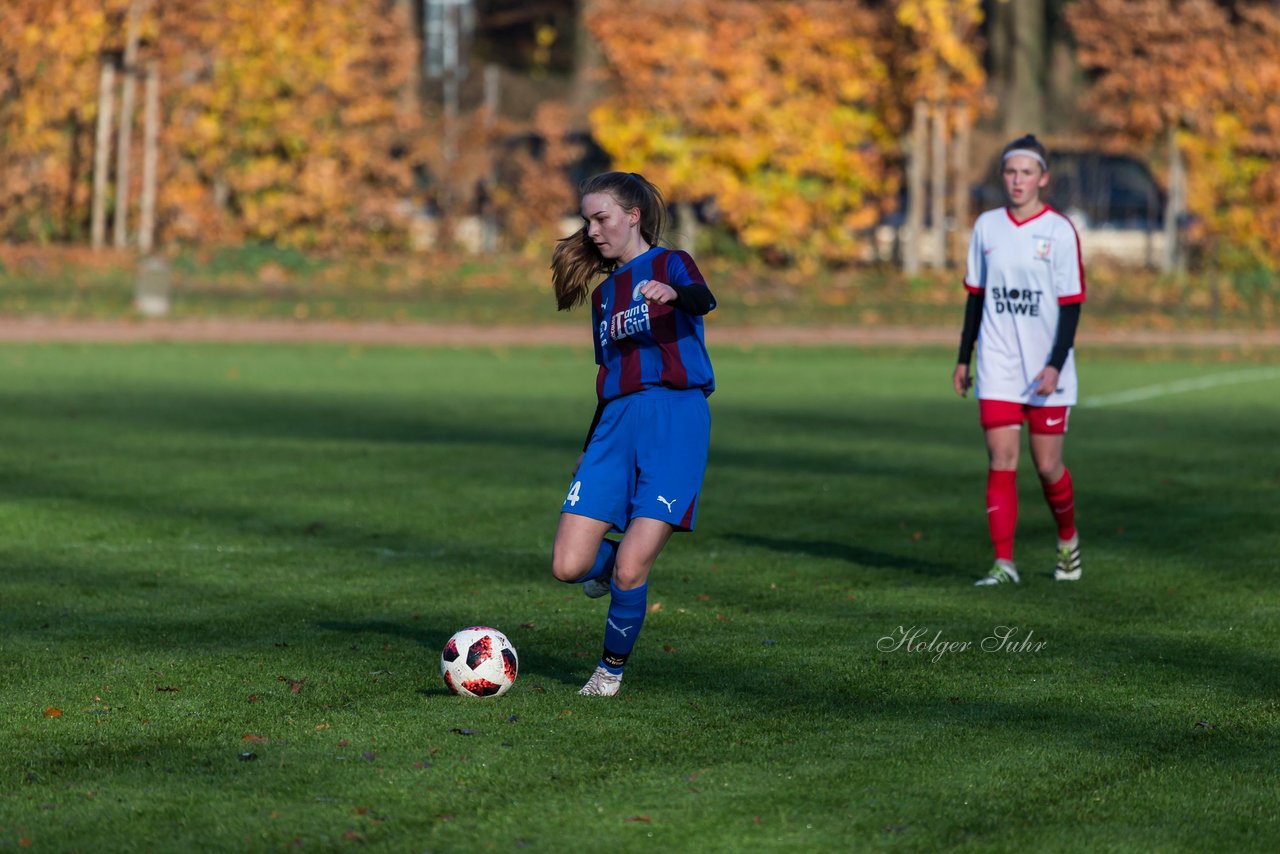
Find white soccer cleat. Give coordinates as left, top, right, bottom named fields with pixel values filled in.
left=582, top=577, right=610, bottom=599
left=1054, top=540, right=1082, bottom=581
left=975, top=560, right=1020, bottom=586
left=578, top=666, right=622, bottom=697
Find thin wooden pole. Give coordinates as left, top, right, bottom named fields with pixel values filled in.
left=91, top=62, right=116, bottom=251
left=114, top=0, right=145, bottom=249
left=904, top=100, right=927, bottom=275
left=930, top=102, right=947, bottom=268
left=139, top=62, right=160, bottom=254
left=952, top=104, right=971, bottom=266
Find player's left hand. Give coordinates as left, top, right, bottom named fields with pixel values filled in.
left=639, top=279, right=677, bottom=305
left=1032, top=366, right=1060, bottom=397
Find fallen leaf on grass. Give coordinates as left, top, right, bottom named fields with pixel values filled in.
left=155, top=685, right=179, bottom=693
left=337, top=739, right=351, bottom=747
left=648, top=602, right=663, bottom=614
left=315, top=723, right=331, bottom=731
left=276, top=675, right=306, bottom=693
left=43, top=707, right=63, bottom=718
left=662, top=645, right=676, bottom=653
left=624, top=816, right=651, bottom=824
left=243, top=734, right=268, bottom=744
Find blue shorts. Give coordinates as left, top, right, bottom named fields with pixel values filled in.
left=561, top=387, right=711, bottom=533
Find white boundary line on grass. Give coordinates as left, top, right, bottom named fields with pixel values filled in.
left=1081, top=366, right=1280, bottom=408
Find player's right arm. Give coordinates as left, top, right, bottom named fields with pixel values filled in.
left=954, top=218, right=987, bottom=397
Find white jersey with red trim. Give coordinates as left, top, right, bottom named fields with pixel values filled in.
left=964, top=205, right=1086, bottom=406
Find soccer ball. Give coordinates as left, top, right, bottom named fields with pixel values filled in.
left=441, top=626, right=518, bottom=698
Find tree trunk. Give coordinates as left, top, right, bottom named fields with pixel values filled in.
left=395, top=0, right=421, bottom=115
left=569, top=0, right=605, bottom=126
left=988, top=0, right=1012, bottom=126
left=904, top=100, right=928, bottom=275
left=952, top=104, right=972, bottom=267
left=139, top=63, right=160, bottom=255
left=91, top=62, right=116, bottom=251
left=1162, top=125, right=1187, bottom=275
left=1005, top=0, right=1046, bottom=136
left=930, top=102, right=947, bottom=268
left=114, top=0, right=145, bottom=249
left=676, top=202, right=699, bottom=255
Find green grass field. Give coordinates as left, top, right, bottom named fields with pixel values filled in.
left=1, top=341, right=1277, bottom=852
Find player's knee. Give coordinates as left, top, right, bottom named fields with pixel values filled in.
left=1037, top=462, right=1064, bottom=483
left=988, top=452, right=1018, bottom=470
left=550, top=548, right=589, bottom=583
left=611, top=562, right=650, bottom=591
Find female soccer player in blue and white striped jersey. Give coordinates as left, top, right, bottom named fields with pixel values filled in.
left=953, top=135, right=1085, bottom=587
left=549, top=172, right=716, bottom=696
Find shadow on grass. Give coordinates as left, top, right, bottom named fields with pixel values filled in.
left=724, top=532, right=960, bottom=578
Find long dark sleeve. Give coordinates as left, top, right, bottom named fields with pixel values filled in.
left=1047, top=302, right=1082, bottom=371
left=667, top=283, right=716, bottom=316
left=956, top=291, right=984, bottom=364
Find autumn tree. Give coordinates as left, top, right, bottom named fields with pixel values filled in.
left=0, top=0, right=424, bottom=251
left=586, top=0, right=902, bottom=264
left=0, top=0, right=117, bottom=242
left=1068, top=0, right=1280, bottom=269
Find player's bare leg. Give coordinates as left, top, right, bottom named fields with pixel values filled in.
left=551, top=512, right=614, bottom=582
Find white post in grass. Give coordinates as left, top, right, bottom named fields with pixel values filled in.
left=135, top=255, right=171, bottom=317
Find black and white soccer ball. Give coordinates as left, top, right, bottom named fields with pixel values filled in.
left=440, top=626, right=518, bottom=698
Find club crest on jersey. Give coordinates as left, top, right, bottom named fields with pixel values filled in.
left=1034, top=237, right=1052, bottom=259
left=632, top=279, right=650, bottom=302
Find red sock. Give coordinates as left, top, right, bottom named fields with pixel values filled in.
left=986, top=469, right=1018, bottom=561
left=1042, top=468, right=1077, bottom=542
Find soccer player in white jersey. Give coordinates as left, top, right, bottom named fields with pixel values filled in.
left=952, top=135, right=1085, bottom=586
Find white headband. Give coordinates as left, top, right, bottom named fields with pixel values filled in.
left=1003, top=148, right=1047, bottom=169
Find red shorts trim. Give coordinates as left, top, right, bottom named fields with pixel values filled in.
left=979, top=400, right=1070, bottom=434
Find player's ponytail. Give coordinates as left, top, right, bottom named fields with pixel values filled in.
left=551, top=172, right=668, bottom=311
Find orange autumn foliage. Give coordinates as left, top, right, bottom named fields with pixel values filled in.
left=585, top=0, right=985, bottom=264
left=0, top=0, right=422, bottom=250
left=1068, top=0, right=1280, bottom=268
